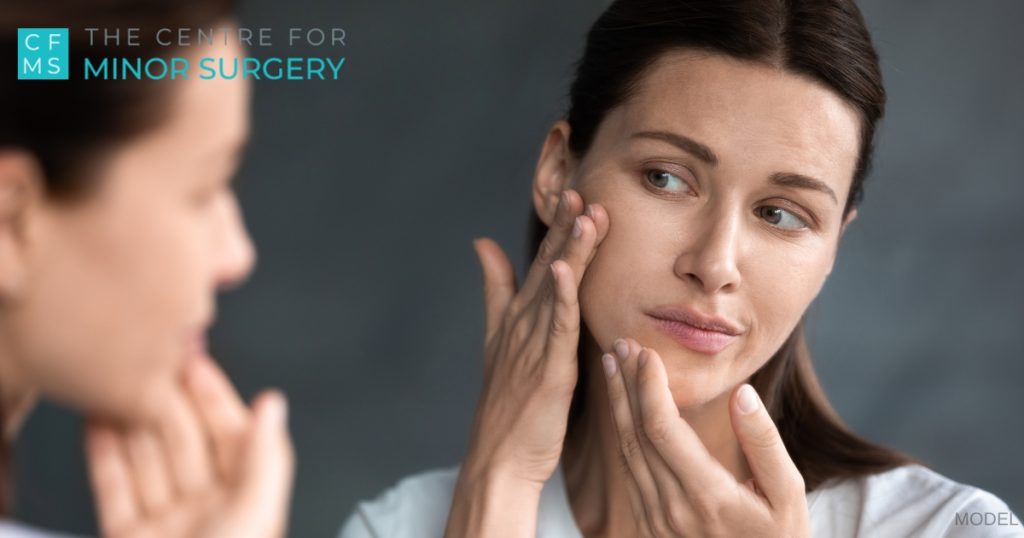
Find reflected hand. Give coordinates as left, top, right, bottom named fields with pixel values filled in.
left=85, top=355, right=295, bottom=538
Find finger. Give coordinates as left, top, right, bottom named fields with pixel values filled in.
left=85, top=420, right=139, bottom=535
left=518, top=189, right=583, bottom=301
left=729, top=383, right=805, bottom=509
left=605, top=381, right=656, bottom=538
left=527, top=204, right=597, bottom=342
left=232, top=390, right=295, bottom=537
left=184, top=354, right=252, bottom=482
left=156, top=386, right=214, bottom=496
left=520, top=192, right=596, bottom=370
left=123, top=427, right=173, bottom=515
left=539, top=260, right=582, bottom=382
left=634, top=346, right=737, bottom=501
left=473, top=237, right=517, bottom=343
left=602, top=349, right=672, bottom=536
left=619, top=457, right=656, bottom=538
left=618, top=340, right=695, bottom=535
left=558, top=211, right=598, bottom=291
left=581, top=202, right=611, bottom=267
left=743, top=477, right=760, bottom=496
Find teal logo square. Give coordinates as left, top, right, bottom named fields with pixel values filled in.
left=18, top=28, right=69, bottom=80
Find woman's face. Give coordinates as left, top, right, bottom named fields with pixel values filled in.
left=6, top=41, right=253, bottom=424
left=538, top=50, right=861, bottom=410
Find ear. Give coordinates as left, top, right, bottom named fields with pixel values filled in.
left=0, top=151, right=43, bottom=298
left=825, top=208, right=858, bottom=277
left=531, top=120, right=575, bottom=227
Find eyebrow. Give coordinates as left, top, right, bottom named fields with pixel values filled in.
left=630, top=130, right=838, bottom=205
left=632, top=130, right=718, bottom=165
left=769, top=172, right=837, bottom=205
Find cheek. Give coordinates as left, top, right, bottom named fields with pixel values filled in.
left=743, top=244, right=831, bottom=354
left=17, top=202, right=209, bottom=420
left=578, top=196, right=668, bottom=352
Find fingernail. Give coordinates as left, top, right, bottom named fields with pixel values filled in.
left=602, top=353, right=617, bottom=377
left=638, top=348, right=648, bottom=368
left=549, top=261, right=559, bottom=280
left=572, top=216, right=582, bottom=238
left=560, top=190, right=570, bottom=210
left=737, top=384, right=760, bottom=415
left=264, top=391, right=288, bottom=425
left=585, top=204, right=595, bottom=219
left=613, top=338, right=629, bottom=360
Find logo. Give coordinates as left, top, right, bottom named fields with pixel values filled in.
left=17, top=28, right=69, bottom=80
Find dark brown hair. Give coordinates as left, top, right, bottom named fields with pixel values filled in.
left=1, top=0, right=236, bottom=200
left=530, top=0, right=923, bottom=493
left=0, top=0, right=235, bottom=514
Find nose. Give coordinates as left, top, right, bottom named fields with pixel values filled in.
left=213, top=192, right=256, bottom=291
left=673, top=209, right=742, bottom=294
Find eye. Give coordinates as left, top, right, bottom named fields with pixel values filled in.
left=644, top=168, right=692, bottom=194
left=757, top=206, right=808, bottom=231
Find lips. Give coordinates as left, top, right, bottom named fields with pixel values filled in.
left=647, top=305, right=743, bottom=355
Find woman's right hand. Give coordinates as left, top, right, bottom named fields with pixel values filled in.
left=446, top=188, right=609, bottom=537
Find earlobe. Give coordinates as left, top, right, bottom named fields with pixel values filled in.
left=0, top=151, right=42, bottom=298
left=531, top=120, right=574, bottom=226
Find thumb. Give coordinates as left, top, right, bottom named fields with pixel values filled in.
left=230, top=390, right=295, bottom=537
left=473, top=237, right=516, bottom=343
left=730, top=384, right=805, bottom=508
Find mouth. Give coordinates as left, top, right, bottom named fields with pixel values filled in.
left=646, top=306, right=743, bottom=355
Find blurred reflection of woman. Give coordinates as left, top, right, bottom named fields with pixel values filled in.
left=1, top=1, right=293, bottom=536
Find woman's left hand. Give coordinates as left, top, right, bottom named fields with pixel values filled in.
left=602, top=337, right=810, bottom=538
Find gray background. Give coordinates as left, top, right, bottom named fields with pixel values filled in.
left=13, top=1, right=1023, bottom=536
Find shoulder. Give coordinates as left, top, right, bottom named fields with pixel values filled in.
left=808, top=463, right=1023, bottom=537
left=337, top=466, right=460, bottom=538
left=336, top=464, right=582, bottom=538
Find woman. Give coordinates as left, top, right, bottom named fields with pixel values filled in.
left=340, top=0, right=1021, bottom=536
left=1, top=1, right=293, bottom=536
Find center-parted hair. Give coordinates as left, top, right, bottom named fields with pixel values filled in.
left=529, top=0, right=920, bottom=492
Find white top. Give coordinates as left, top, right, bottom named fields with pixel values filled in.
left=0, top=521, right=83, bottom=538
left=338, top=464, right=1023, bottom=538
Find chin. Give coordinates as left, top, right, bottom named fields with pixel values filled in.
left=136, top=376, right=178, bottom=425
left=656, top=350, right=732, bottom=408
left=89, top=373, right=177, bottom=427
left=665, top=375, right=719, bottom=409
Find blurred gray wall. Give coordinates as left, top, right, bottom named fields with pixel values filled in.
left=13, top=1, right=1023, bottom=536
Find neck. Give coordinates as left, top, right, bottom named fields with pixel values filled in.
left=563, top=330, right=751, bottom=537
left=0, top=335, right=37, bottom=442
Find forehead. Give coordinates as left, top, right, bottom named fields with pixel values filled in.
left=162, top=40, right=250, bottom=149
left=610, top=50, right=861, bottom=183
